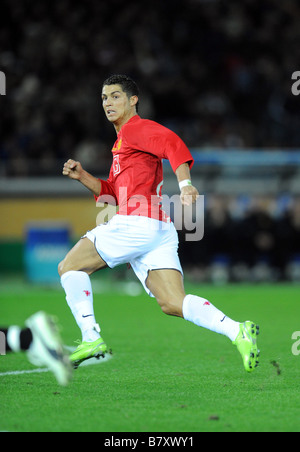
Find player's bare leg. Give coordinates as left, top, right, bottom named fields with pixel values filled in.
left=147, top=268, right=240, bottom=339
left=58, top=237, right=107, bottom=276
left=147, top=269, right=259, bottom=372
left=146, top=269, right=185, bottom=317
left=59, top=238, right=109, bottom=368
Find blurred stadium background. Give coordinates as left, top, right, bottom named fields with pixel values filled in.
left=1, top=0, right=300, bottom=286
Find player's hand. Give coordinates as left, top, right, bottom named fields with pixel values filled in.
left=62, top=159, right=83, bottom=181
left=180, top=185, right=199, bottom=206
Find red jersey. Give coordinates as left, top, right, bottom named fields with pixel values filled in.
left=95, top=115, right=194, bottom=221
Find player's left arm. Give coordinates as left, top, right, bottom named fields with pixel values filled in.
left=130, top=122, right=198, bottom=205
left=176, top=163, right=199, bottom=206
left=156, top=128, right=198, bottom=206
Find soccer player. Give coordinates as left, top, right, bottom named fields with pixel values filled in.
left=59, top=74, right=259, bottom=372
left=0, top=311, right=72, bottom=385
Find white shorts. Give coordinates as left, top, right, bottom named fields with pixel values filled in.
left=84, top=215, right=183, bottom=297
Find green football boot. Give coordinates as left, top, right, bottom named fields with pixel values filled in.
left=233, top=321, right=260, bottom=372
left=70, top=337, right=108, bottom=369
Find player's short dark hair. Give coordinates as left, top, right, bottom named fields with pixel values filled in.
left=102, top=74, right=139, bottom=111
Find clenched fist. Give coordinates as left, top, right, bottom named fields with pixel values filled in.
left=62, top=159, right=83, bottom=180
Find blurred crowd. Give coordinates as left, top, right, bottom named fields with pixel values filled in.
left=0, top=0, right=300, bottom=177
left=178, top=195, right=300, bottom=283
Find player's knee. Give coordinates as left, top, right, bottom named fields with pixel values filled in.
left=58, top=258, right=76, bottom=277
left=58, top=259, right=66, bottom=277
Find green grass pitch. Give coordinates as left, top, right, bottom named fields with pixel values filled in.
left=1, top=275, right=300, bottom=432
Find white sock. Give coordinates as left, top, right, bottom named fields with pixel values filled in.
left=182, top=294, right=240, bottom=342
left=61, top=270, right=101, bottom=342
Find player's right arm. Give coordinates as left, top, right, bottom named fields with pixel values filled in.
left=62, top=159, right=101, bottom=197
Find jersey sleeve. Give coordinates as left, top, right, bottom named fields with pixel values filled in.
left=159, top=128, right=194, bottom=173
left=125, top=120, right=194, bottom=173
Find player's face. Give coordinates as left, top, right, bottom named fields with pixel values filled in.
left=101, top=84, right=137, bottom=129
